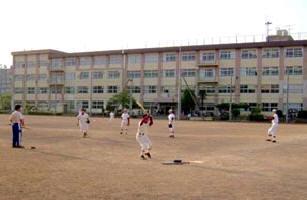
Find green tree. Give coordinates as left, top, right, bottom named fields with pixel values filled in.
left=0, top=93, right=12, bottom=111
left=106, top=91, right=136, bottom=111
left=181, top=89, right=196, bottom=114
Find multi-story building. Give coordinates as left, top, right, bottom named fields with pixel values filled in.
left=0, top=67, right=12, bottom=94
left=11, top=34, right=307, bottom=115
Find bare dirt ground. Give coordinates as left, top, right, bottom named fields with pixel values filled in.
left=0, top=114, right=307, bottom=200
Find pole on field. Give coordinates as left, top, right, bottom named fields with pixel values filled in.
left=286, top=72, right=289, bottom=123
left=229, top=75, right=233, bottom=121
left=177, top=47, right=182, bottom=120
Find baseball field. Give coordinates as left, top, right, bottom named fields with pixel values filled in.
left=0, top=114, right=307, bottom=200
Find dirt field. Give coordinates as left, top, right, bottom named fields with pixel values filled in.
left=0, top=114, right=307, bottom=200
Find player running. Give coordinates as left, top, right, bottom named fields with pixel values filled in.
left=77, top=108, right=90, bottom=138
left=267, top=109, right=279, bottom=143
left=168, top=109, right=175, bottom=138
left=120, top=108, right=130, bottom=134
left=136, top=111, right=153, bottom=160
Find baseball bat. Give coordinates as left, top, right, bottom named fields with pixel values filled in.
left=136, top=100, right=146, bottom=112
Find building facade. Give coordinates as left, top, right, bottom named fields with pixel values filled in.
left=0, top=67, right=12, bottom=94
left=11, top=38, right=307, bottom=115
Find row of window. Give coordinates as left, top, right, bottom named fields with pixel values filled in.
left=15, top=48, right=304, bottom=69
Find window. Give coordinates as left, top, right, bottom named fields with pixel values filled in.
left=107, top=86, right=118, bottom=93
left=218, top=86, right=234, bottom=93
left=77, top=86, right=88, bottom=94
left=200, top=69, right=215, bottom=79
left=285, top=66, right=303, bottom=75
left=220, top=50, right=234, bottom=60
left=38, top=74, right=47, bottom=81
left=51, top=59, right=62, bottom=68
left=283, top=84, right=303, bottom=93
left=15, top=88, right=24, bottom=94
left=64, top=58, right=76, bottom=66
left=65, top=72, right=76, bottom=80
left=164, top=53, right=176, bottom=62
left=144, top=85, right=156, bottom=93
left=241, top=50, right=257, bottom=59
left=38, top=87, right=48, bottom=94
left=92, top=86, right=104, bottom=93
left=240, top=67, right=257, bottom=76
left=182, top=69, right=196, bottom=77
left=14, top=75, right=24, bottom=81
left=128, top=86, right=141, bottom=93
left=283, top=103, right=303, bottom=111
left=262, top=67, right=279, bottom=76
left=164, top=69, right=175, bottom=78
left=50, top=87, right=62, bottom=94
left=27, top=87, right=35, bottom=94
left=182, top=53, right=195, bottom=61
left=261, top=85, right=279, bottom=93
left=108, top=71, right=120, bottom=79
left=94, top=56, right=107, bottom=65
left=39, top=60, right=49, bottom=67
left=202, top=88, right=215, bottom=94
left=77, top=101, right=89, bottom=109
left=80, top=57, right=92, bottom=66
left=240, top=85, right=256, bottom=93
left=15, top=62, right=26, bottom=68
left=65, top=87, right=75, bottom=94
left=92, top=101, right=104, bottom=109
left=220, top=68, right=234, bottom=77
left=26, top=74, right=36, bottom=81
left=27, top=61, right=37, bottom=68
left=245, top=103, right=257, bottom=111
left=127, top=71, right=141, bottom=79
left=262, top=103, right=278, bottom=112
left=92, top=71, right=103, bottom=79
left=144, top=70, right=158, bottom=78
left=79, top=72, right=89, bottom=79
left=128, top=55, right=141, bottom=64
left=202, top=52, right=215, bottom=61
left=262, top=48, right=279, bottom=58
left=145, top=54, right=159, bottom=63
left=109, top=55, right=122, bottom=64
left=285, top=48, right=303, bottom=57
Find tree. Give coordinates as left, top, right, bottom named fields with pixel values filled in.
left=0, top=93, right=11, bottom=111
left=106, top=91, right=136, bottom=112
left=181, top=89, right=196, bottom=114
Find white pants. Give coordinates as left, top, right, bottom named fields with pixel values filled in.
left=268, top=123, right=278, bottom=137
left=121, top=120, right=128, bottom=129
left=136, top=133, right=152, bottom=152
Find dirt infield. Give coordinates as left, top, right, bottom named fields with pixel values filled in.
left=0, top=115, right=307, bottom=200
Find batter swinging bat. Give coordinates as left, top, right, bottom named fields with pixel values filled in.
left=136, top=100, right=146, bottom=112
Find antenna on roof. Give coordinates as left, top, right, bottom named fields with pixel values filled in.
left=265, top=21, right=272, bottom=41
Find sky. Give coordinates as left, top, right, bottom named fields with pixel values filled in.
left=0, top=0, right=307, bottom=66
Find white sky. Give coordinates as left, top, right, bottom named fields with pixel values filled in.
left=0, top=0, right=306, bottom=66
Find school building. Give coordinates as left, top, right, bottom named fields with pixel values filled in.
left=11, top=32, right=307, bottom=115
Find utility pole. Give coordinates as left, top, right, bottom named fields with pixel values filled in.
left=286, top=72, right=290, bottom=123
left=177, top=47, right=182, bottom=120
left=229, top=75, right=233, bottom=121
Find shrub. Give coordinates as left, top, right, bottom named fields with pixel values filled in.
left=297, top=110, right=307, bottom=119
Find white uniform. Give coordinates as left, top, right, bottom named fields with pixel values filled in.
left=109, top=112, right=114, bottom=121
left=136, top=120, right=152, bottom=153
left=168, top=113, right=175, bottom=134
left=268, top=113, right=279, bottom=137
left=77, top=113, right=89, bottom=133
left=121, top=113, right=130, bottom=128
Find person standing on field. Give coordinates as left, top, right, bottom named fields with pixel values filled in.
left=267, top=109, right=279, bottom=143
left=120, top=108, right=130, bottom=135
left=136, top=112, right=153, bottom=160
left=109, top=111, right=115, bottom=121
left=77, top=108, right=90, bottom=138
left=168, top=109, right=175, bottom=138
left=9, top=105, right=25, bottom=148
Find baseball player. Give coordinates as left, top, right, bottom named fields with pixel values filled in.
left=9, top=104, right=25, bottom=148
left=120, top=109, right=130, bottom=134
left=168, top=109, right=175, bottom=138
left=267, top=109, right=279, bottom=143
left=77, top=108, right=90, bottom=138
left=109, top=111, right=115, bottom=121
left=136, top=112, right=153, bottom=160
